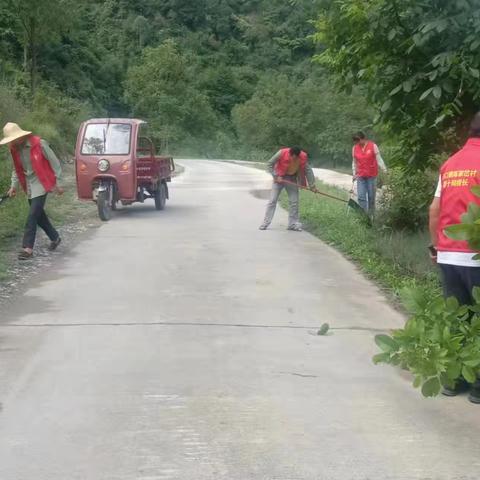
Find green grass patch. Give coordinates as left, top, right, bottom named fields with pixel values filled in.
left=282, top=181, right=441, bottom=304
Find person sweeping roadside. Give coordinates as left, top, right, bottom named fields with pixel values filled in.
left=259, top=146, right=318, bottom=231
left=1, top=122, right=63, bottom=260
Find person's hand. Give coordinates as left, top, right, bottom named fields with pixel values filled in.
left=353, top=174, right=358, bottom=181
left=7, top=187, right=16, bottom=197
left=428, top=245, right=438, bottom=265
left=275, top=176, right=284, bottom=184
left=54, top=186, right=64, bottom=196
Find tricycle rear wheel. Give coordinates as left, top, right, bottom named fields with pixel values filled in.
left=97, top=191, right=112, bottom=221
left=155, top=182, right=167, bottom=211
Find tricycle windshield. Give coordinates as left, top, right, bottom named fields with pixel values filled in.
left=81, top=123, right=132, bottom=155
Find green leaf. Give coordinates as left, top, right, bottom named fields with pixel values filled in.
left=403, top=79, right=414, bottom=93
left=317, top=323, right=330, bottom=336
left=373, top=352, right=391, bottom=365
left=421, top=377, right=441, bottom=397
left=444, top=224, right=472, bottom=241
left=473, top=286, right=480, bottom=304
left=419, top=87, right=433, bottom=101
left=471, top=68, right=480, bottom=79
left=432, top=86, right=442, bottom=99
left=413, top=375, right=422, bottom=389
left=462, top=365, right=476, bottom=384
left=471, top=186, right=480, bottom=198
left=400, top=287, right=428, bottom=313
left=375, top=334, right=399, bottom=353
left=434, top=113, right=446, bottom=126
left=446, top=362, right=462, bottom=380
left=381, top=99, right=392, bottom=112
left=463, top=359, right=480, bottom=368
left=388, top=30, right=397, bottom=41
left=390, top=84, right=402, bottom=96
left=445, top=296, right=459, bottom=312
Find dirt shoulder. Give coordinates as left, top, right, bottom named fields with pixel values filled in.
left=0, top=164, right=100, bottom=305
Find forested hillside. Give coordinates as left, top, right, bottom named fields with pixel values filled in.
left=0, top=0, right=370, bottom=164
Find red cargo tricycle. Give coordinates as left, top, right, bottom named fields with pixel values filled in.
left=75, top=118, right=175, bottom=221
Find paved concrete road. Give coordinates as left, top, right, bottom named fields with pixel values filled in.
left=0, top=160, right=478, bottom=480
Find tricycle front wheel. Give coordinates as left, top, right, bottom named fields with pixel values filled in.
left=154, top=182, right=167, bottom=211
left=97, top=191, right=112, bottom=221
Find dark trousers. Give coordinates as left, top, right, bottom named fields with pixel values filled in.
left=23, top=194, right=59, bottom=249
left=439, top=264, right=480, bottom=305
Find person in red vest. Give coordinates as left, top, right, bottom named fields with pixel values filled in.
left=259, top=146, right=317, bottom=231
left=1, top=122, right=63, bottom=260
left=429, top=112, right=480, bottom=403
left=352, top=132, right=387, bottom=215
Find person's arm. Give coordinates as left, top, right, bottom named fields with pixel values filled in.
left=428, top=177, right=442, bottom=260
left=41, top=140, right=62, bottom=187
left=8, top=169, right=19, bottom=196
left=374, top=144, right=387, bottom=172
left=11, top=169, right=19, bottom=190
left=352, top=146, right=357, bottom=177
left=267, top=151, right=281, bottom=177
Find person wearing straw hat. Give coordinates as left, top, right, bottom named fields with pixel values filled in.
left=2, top=122, right=63, bottom=260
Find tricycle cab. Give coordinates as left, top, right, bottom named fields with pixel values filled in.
left=76, top=119, right=140, bottom=201
left=75, top=118, right=174, bottom=220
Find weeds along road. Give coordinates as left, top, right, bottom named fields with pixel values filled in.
left=0, top=160, right=478, bottom=480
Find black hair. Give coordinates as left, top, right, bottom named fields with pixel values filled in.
left=352, top=131, right=366, bottom=142
left=289, top=146, right=302, bottom=156
left=470, top=113, right=480, bottom=138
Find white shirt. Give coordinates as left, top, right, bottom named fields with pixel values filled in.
left=434, top=176, right=480, bottom=267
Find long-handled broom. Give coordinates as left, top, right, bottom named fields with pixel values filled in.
left=279, top=179, right=366, bottom=216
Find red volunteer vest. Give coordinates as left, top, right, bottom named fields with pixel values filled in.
left=10, top=135, right=57, bottom=193
left=437, top=138, right=480, bottom=253
left=353, top=141, right=378, bottom=177
left=275, top=148, right=308, bottom=186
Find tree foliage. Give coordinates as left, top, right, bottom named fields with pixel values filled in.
left=233, top=74, right=371, bottom=162
left=315, top=0, right=480, bottom=169
left=124, top=41, right=218, bottom=149
left=0, top=0, right=370, bottom=158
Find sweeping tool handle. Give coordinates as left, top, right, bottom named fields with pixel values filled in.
left=279, top=179, right=348, bottom=204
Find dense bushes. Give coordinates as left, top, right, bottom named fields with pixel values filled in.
left=378, top=168, right=437, bottom=231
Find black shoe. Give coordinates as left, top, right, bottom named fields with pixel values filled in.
left=442, top=379, right=469, bottom=397
left=48, top=237, right=62, bottom=251
left=468, top=383, right=480, bottom=404
left=259, top=224, right=268, bottom=230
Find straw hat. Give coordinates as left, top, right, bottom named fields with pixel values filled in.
left=0, top=122, right=32, bottom=145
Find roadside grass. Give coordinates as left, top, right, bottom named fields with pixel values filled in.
left=0, top=158, right=95, bottom=280
left=281, top=181, right=441, bottom=304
